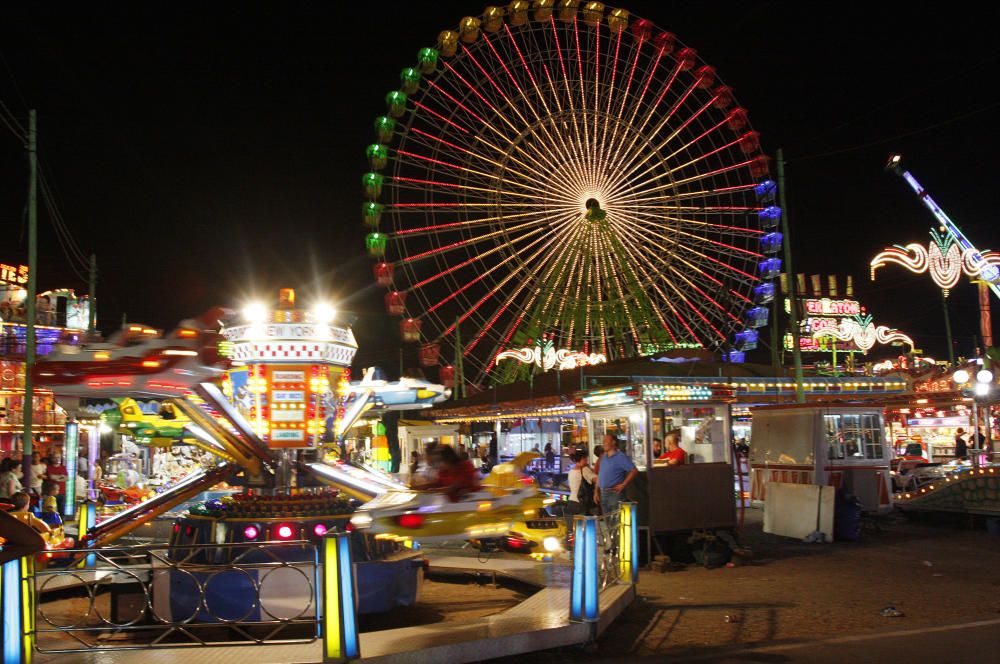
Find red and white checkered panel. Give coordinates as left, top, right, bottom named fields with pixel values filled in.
left=232, top=342, right=356, bottom=366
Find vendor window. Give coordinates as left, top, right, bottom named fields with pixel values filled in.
left=592, top=414, right=647, bottom=471
left=825, top=413, right=883, bottom=460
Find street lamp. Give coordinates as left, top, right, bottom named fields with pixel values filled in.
left=953, top=366, right=995, bottom=466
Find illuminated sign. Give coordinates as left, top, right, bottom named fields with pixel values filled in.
left=640, top=384, right=714, bottom=402
left=0, top=263, right=28, bottom=286
left=272, top=390, right=305, bottom=402
left=804, top=298, right=861, bottom=317
left=225, top=323, right=355, bottom=344
left=915, top=378, right=954, bottom=393
left=496, top=336, right=606, bottom=372
left=871, top=228, right=1000, bottom=296
left=272, top=410, right=305, bottom=422
left=906, top=417, right=967, bottom=427
left=272, top=430, right=305, bottom=441
left=272, top=371, right=305, bottom=383
left=784, top=334, right=856, bottom=353
left=816, top=315, right=914, bottom=352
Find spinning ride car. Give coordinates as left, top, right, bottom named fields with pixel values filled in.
left=350, top=452, right=565, bottom=553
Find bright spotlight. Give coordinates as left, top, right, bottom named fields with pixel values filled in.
left=542, top=536, right=561, bottom=553
left=975, top=382, right=990, bottom=397
left=952, top=369, right=969, bottom=384
left=312, top=303, right=336, bottom=324
left=243, top=302, right=268, bottom=324
left=976, top=369, right=994, bottom=384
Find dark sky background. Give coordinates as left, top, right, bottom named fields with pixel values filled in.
left=1, top=2, right=998, bottom=372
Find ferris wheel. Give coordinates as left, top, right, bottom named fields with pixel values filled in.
left=362, top=2, right=782, bottom=387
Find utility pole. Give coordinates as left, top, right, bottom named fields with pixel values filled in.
left=453, top=317, right=466, bottom=400
left=777, top=149, right=805, bottom=403
left=88, top=253, right=97, bottom=335
left=941, top=290, right=955, bottom=365
left=22, top=110, right=38, bottom=473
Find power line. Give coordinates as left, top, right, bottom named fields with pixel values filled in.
left=790, top=100, right=1000, bottom=162
left=0, top=96, right=24, bottom=141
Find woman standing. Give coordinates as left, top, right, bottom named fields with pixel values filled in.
left=564, top=450, right=597, bottom=537
left=0, top=457, right=23, bottom=498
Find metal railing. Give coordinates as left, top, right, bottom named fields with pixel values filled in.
left=594, top=510, right=624, bottom=591
left=33, top=540, right=320, bottom=653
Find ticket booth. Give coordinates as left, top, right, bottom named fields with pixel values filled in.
left=581, top=383, right=737, bottom=534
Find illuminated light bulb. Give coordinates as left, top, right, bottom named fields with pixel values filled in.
left=313, top=523, right=328, bottom=537
left=953, top=369, right=970, bottom=384
left=243, top=301, right=269, bottom=324
left=976, top=369, right=993, bottom=384
left=277, top=524, right=294, bottom=539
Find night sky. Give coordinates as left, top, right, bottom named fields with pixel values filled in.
left=1, top=2, right=998, bottom=372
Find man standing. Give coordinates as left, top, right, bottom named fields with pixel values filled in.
left=46, top=452, right=68, bottom=513
left=594, top=434, right=638, bottom=518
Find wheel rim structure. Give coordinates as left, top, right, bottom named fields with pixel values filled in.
left=362, top=2, right=781, bottom=388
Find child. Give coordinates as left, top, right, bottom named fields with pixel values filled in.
left=9, top=492, right=51, bottom=536
left=39, top=480, right=63, bottom=528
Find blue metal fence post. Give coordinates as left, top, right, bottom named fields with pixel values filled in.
left=569, top=515, right=599, bottom=623
left=583, top=517, right=598, bottom=621
left=1, top=555, right=34, bottom=664
left=321, top=531, right=360, bottom=662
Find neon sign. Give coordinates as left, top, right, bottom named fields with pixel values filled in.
left=495, top=337, right=606, bottom=372
left=0, top=263, right=28, bottom=286
left=803, top=298, right=861, bottom=316
left=871, top=228, right=1000, bottom=296
left=814, top=314, right=914, bottom=352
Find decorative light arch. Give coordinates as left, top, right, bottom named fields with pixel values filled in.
left=871, top=228, right=1000, bottom=297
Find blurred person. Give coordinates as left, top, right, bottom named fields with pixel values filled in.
left=544, top=443, right=555, bottom=469
left=0, top=457, right=23, bottom=498
left=9, top=492, right=51, bottom=535
left=29, top=452, right=46, bottom=494
left=954, top=428, right=968, bottom=460
left=45, top=452, right=68, bottom=513
left=592, top=444, right=604, bottom=477
left=428, top=445, right=480, bottom=501
left=564, top=450, right=597, bottom=537
left=652, top=437, right=663, bottom=459
left=38, top=480, right=63, bottom=528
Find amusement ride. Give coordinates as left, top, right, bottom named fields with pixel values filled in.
left=361, top=0, right=783, bottom=387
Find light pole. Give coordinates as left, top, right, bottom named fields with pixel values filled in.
left=953, top=367, right=995, bottom=466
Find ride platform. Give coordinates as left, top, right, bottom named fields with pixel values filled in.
left=35, top=549, right=634, bottom=664
left=895, top=466, right=1000, bottom=515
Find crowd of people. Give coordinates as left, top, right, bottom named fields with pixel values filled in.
left=0, top=448, right=102, bottom=516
